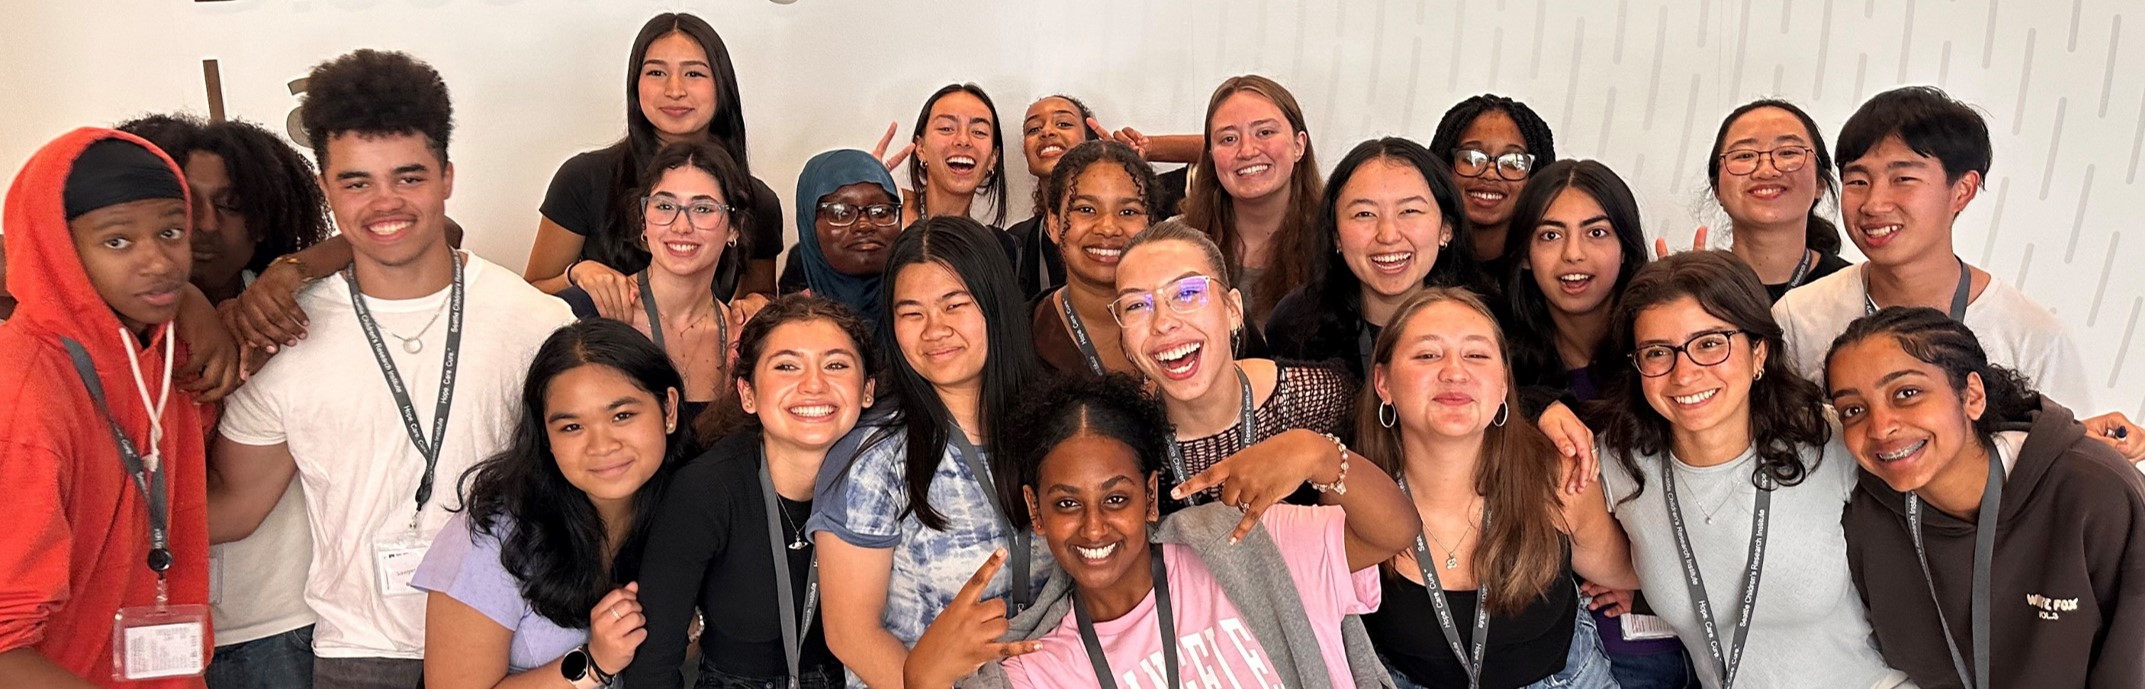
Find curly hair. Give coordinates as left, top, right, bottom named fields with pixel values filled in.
left=701, top=294, right=880, bottom=440
left=1045, top=140, right=1159, bottom=240
left=1180, top=75, right=1326, bottom=320
left=1002, top=372, right=1173, bottom=530
left=1706, top=99, right=1844, bottom=255
left=1825, top=306, right=2043, bottom=439
left=1426, top=94, right=1559, bottom=178
left=1591, top=251, right=1831, bottom=502
left=908, top=83, right=1011, bottom=227
left=299, top=49, right=453, bottom=170
left=118, top=114, right=331, bottom=275
left=1026, top=94, right=1102, bottom=217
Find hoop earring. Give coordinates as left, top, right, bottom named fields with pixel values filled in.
left=726, top=235, right=737, bottom=247
left=1378, top=402, right=1396, bottom=429
left=1491, top=402, right=1509, bottom=427
left=1755, top=369, right=1765, bottom=381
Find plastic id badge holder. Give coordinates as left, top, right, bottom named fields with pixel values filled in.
left=112, top=601, right=209, bottom=681
left=374, top=522, right=429, bottom=597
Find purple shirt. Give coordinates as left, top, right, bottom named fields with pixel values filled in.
left=412, top=513, right=590, bottom=673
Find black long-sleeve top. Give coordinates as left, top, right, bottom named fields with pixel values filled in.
left=622, top=428, right=839, bottom=687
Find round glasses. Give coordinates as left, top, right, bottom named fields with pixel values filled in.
left=1630, top=330, right=1751, bottom=378
left=1108, top=275, right=1220, bottom=327
left=817, top=201, right=902, bottom=228
left=643, top=196, right=735, bottom=231
left=1453, top=148, right=1536, bottom=181
left=1718, top=146, right=1814, bottom=176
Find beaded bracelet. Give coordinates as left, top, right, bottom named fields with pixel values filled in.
left=1309, top=432, right=1350, bottom=495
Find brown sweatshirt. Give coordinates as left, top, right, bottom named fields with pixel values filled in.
left=1844, top=398, right=2145, bottom=689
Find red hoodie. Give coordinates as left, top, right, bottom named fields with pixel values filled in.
left=0, top=128, right=210, bottom=687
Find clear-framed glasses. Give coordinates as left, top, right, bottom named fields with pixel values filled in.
left=1108, top=275, right=1221, bottom=327
left=1453, top=148, right=1536, bottom=181
left=817, top=201, right=902, bottom=228
left=1630, top=329, right=1751, bottom=378
left=643, top=196, right=735, bottom=231
left=1718, top=145, right=1814, bottom=176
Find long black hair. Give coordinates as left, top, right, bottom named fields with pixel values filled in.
left=589, top=13, right=751, bottom=274
left=1706, top=99, right=1843, bottom=255
left=1592, top=251, right=1830, bottom=501
left=455, top=319, right=690, bottom=627
left=116, top=114, right=331, bottom=275
left=1825, top=306, right=2042, bottom=439
left=1001, top=373, right=1173, bottom=530
left=1500, top=160, right=1649, bottom=386
left=873, top=216, right=1041, bottom=530
left=909, top=84, right=1011, bottom=227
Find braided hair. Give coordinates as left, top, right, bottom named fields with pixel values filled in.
left=1426, top=94, right=1558, bottom=170
left=1825, top=307, right=2043, bottom=439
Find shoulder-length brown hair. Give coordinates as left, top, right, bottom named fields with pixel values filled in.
left=1180, top=75, right=1325, bottom=320
left=1352, top=287, right=1566, bottom=616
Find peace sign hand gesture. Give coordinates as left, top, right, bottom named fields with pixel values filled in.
left=903, top=549, right=1041, bottom=687
left=871, top=121, right=916, bottom=172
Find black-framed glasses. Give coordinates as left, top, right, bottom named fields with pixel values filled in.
left=1108, top=275, right=1220, bottom=327
left=817, top=202, right=902, bottom=228
left=1719, top=145, right=1814, bottom=176
left=1630, top=329, right=1751, bottom=377
left=1453, top=148, right=1536, bottom=181
left=643, top=196, right=735, bottom=231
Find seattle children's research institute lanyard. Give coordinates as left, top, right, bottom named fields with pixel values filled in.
left=758, top=447, right=821, bottom=689
left=1663, top=469, right=1772, bottom=688
left=1059, top=290, right=1106, bottom=376
left=1864, top=255, right=1971, bottom=320
left=1164, top=366, right=1255, bottom=505
left=1397, top=478, right=1491, bottom=689
left=946, top=428, right=1032, bottom=616
left=1904, top=447, right=2005, bottom=689
left=1073, top=550, right=1177, bottom=689
left=346, top=255, right=465, bottom=529
left=636, top=269, right=728, bottom=355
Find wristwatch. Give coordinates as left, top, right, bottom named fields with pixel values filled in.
left=560, top=645, right=614, bottom=688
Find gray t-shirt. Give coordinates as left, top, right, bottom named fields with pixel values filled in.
left=1600, top=438, right=1908, bottom=689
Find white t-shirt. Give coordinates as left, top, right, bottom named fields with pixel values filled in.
left=1772, top=263, right=2097, bottom=413
left=1600, top=438, right=1908, bottom=689
left=208, top=479, right=314, bottom=646
left=220, top=254, right=572, bottom=659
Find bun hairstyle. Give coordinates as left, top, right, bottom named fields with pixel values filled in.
left=1705, top=99, right=1844, bottom=255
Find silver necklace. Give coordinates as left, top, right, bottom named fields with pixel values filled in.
left=776, top=495, right=809, bottom=550
left=383, top=298, right=450, bottom=354
left=1677, top=471, right=1738, bottom=524
left=1423, top=499, right=1480, bottom=569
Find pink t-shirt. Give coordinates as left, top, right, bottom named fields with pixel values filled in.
left=1002, top=505, right=1381, bottom=689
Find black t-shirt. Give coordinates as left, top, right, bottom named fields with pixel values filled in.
left=540, top=147, right=785, bottom=272
left=1364, top=554, right=1579, bottom=689
left=1010, top=215, right=1064, bottom=300
left=1763, top=251, right=1852, bottom=303
left=622, top=430, right=839, bottom=687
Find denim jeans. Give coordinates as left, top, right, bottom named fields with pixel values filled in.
left=1385, top=605, right=1620, bottom=689
left=314, top=655, right=423, bottom=689
left=695, top=654, right=846, bottom=689
left=1603, top=645, right=1697, bottom=689
left=206, top=625, right=315, bottom=689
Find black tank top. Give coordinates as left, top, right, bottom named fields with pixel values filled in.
left=1363, top=548, right=1579, bottom=689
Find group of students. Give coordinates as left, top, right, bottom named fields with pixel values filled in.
left=3, top=11, right=2144, bottom=689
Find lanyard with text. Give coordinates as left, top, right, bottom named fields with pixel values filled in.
left=347, top=255, right=465, bottom=526
left=1059, top=290, right=1106, bottom=376
left=62, top=338, right=174, bottom=587
left=1785, top=248, right=1816, bottom=289
left=1904, top=447, right=2004, bottom=689
left=1397, top=478, right=1491, bottom=689
left=1074, top=549, right=1176, bottom=689
left=1357, top=323, right=1376, bottom=376
left=1663, top=470, right=1771, bottom=688
left=636, top=269, right=728, bottom=355
left=1864, top=256, right=1971, bottom=320
left=758, top=447, right=821, bottom=689
left=946, top=428, right=1032, bottom=615
left=1164, top=366, right=1255, bottom=504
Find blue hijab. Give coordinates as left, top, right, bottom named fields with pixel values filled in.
left=794, top=149, right=899, bottom=324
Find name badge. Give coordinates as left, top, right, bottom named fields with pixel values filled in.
left=1620, top=613, right=1681, bottom=641
left=373, top=530, right=430, bottom=597
left=111, top=604, right=208, bottom=680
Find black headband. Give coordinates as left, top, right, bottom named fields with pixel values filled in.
left=64, top=139, right=185, bottom=221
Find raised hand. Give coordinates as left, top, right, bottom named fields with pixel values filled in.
left=871, top=121, right=916, bottom=172
left=1652, top=225, right=1711, bottom=260
left=903, top=549, right=1040, bottom=687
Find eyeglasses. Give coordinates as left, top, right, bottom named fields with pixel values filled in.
left=1718, top=145, right=1814, bottom=176
left=643, top=197, right=735, bottom=231
left=817, top=202, right=902, bottom=228
left=1108, top=275, right=1221, bottom=327
left=1453, top=148, right=1536, bottom=181
left=1630, top=329, right=1751, bottom=378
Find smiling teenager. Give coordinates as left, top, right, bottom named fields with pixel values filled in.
left=1426, top=95, right=1558, bottom=277
left=1031, top=140, right=1159, bottom=377
left=806, top=216, right=1052, bottom=688
left=903, top=85, right=1013, bottom=240
left=1180, top=75, right=1325, bottom=326
left=1772, top=86, right=2143, bottom=461
left=557, top=139, right=754, bottom=451
left=1824, top=307, right=2145, bottom=689
left=1266, top=137, right=1478, bottom=380
left=626, top=296, right=877, bottom=689
left=411, top=320, right=685, bottom=689
left=1594, top=252, right=1908, bottom=689
left=778, top=149, right=904, bottom=325
left=525, top=13, right=784, bottom=308
left=204, top=50, right=575, bottom=689
left=1010, top=95, right=1103, bottom=298
left=901, top=373, right=1418, bottom=688
left=1704, top=100, right=1851, bottom=302
left=1355, top=288, right=1635, bottom=689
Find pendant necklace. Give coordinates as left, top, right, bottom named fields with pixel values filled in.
left=1424, top=498, right=1480, bottom=569
left=1679, top=472, right=1737, bottom=524
left=384, top=298, right=450, bottom=354
left=777, top=496, right=809, bottom=550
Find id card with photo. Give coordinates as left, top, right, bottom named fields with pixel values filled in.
left=111, top=604, right=208, bottom=681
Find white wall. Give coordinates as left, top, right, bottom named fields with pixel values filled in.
left=3, top=0, right=2139, bottom=415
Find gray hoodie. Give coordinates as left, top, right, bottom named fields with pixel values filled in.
left=957, top=504, right=1396, bottom=688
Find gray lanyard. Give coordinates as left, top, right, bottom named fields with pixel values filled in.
left=1164, top=366, right=1255, bottom=504
left=1864, top=256, right=1971, bottom=320
left=1785, top=248, right=1816, bottom=288
left=637, top=269, right=727, bottom=355
left=61, top=338, right=172, bottom=577
left=1663, top=469, right=1771, bottom=688
left=1058, top=290, right=1106, bottom=376
left=1904, top=447, right=2004, bottom=689
left=946, top=429, right=1031, bottom=615
left=345, top=256, right=464, bottom=516
left=1074, top=550, right=1176, bottom=689
left=758, top=448, right=820, bottom=689
left=1397, top=479, right=1490, bottom=689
